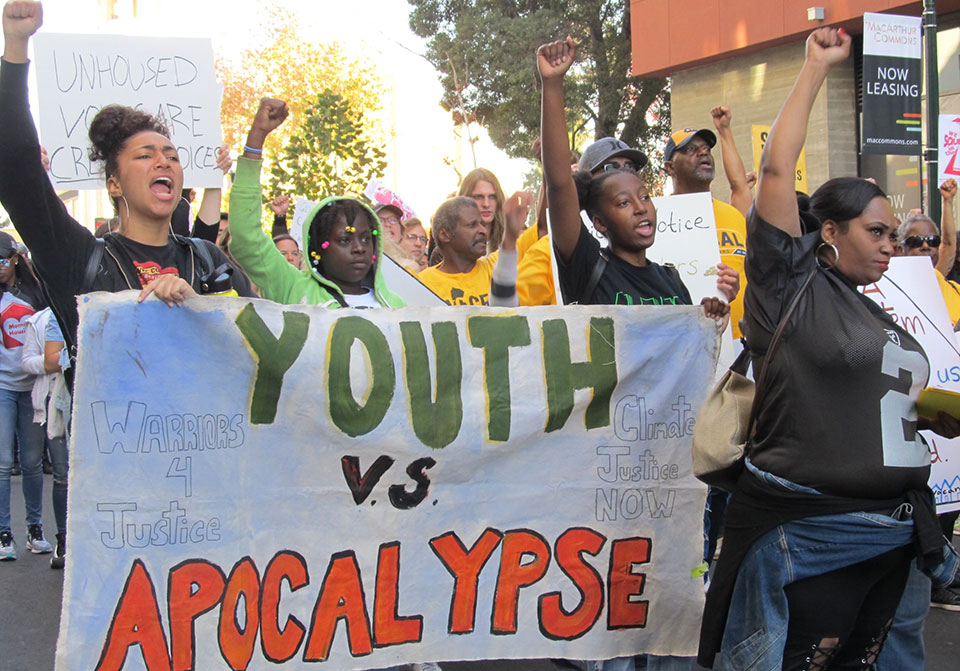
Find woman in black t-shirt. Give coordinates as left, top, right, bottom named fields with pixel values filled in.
left=698, top=28, right=960, bottom=671
left=538, top=37, right=738, bottom=314
left=0, top=4, right=253, bottom=356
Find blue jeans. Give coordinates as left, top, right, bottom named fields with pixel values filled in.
left=874, top=559, right=929, bottom=670
left=713, top=461, right=958, bottom=671
left=47, top=435, right=67, bottom=535
left=0, top=388, right=45, bottom=533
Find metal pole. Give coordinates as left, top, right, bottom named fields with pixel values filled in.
left=924, top=0, right=940, bottom=223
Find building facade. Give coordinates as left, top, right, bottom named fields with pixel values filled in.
left=632, top=0, right=960, bottom=219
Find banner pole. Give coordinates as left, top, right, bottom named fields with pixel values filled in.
left=924, top=0, right=940, bottom=223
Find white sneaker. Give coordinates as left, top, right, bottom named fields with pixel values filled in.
left=26, top=524, right=52, bottom=554
left=0, top=531, right=16, bottom=560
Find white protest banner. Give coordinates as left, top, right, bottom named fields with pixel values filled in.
left=648, top=193, right=735, bottom=373
left=60, top=294, right=717, bottom=669
left=646, top=193, right=721, bottom=303
left=32, top=33, right=222, bottom=189
left=860, top=256, right=960, bottom=512
left=938, top=113, right=960, bottom=185
left=289, top=196, right=314, bottom=249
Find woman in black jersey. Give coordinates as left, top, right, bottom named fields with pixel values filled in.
left=0, top=1, right=253, bottom=364
left=538, top=37, right=737, bottom=315
left=698, top=28, right=960, bottom=671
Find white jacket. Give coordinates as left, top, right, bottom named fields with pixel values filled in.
left=21, top=308, right=70, bottom=439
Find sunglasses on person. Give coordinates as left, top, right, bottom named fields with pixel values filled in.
left=902, top=235, right=941, bottom=249
left=600, top=161, right=640, bottom=173
left=405, top=233, right=428, bottom=244
left=0, top=257, right=14, bottom=267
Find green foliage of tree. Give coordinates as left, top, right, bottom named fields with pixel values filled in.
left=408, top=0, right=669, bottom=187
left=269, top=90, right=388, bottom=201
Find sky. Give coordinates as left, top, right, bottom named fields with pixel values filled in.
left=31, top=0, right=532, bottom=219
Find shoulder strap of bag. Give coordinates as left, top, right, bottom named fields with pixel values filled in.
left=81, top=238, right=106, bottom=294
left=745, top=266, right=817, bottom=444
left=580, top=249, right=608, bottom=305
left=187, top=237, right=214, bottom=276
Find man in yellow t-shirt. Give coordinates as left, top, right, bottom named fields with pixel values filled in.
left=418, top=197, right=497, bottom=306
left=664, top=127, right=747, bottom=337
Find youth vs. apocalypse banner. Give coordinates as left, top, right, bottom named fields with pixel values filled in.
left=60, top=294, right=719, bottom=670
left=32, top=33, right=223, bottom=189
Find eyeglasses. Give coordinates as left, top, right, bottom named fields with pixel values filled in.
left=405, top=233, right=428, bottom=244
left=381, top=216, right=401, bottom=227
left=600, top=162, right=640, bottom=173
left=0, top=258, right=12, bottom=267
left=903, top=235, right=941, bottom=249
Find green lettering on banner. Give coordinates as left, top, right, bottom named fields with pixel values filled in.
left=234, top=303, right=309, bottom=425
left=328, top=316, right=395, bottom=437
left=467, top=315, right=532, bottom=442
left=541, top=317, right=617, bottom=432
left=400, top=321, right=463, bottom=449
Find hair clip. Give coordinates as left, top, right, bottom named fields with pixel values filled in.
left=371, top=254, right=377, bottom=263
left=321, top=241, right=330, bottom=249
left=371, top=229, right=379, bottom=236
left=345, top=225, right=356, bottom=233
left=310, top=250, right=322, bottom=260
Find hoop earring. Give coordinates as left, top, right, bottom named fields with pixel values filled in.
left=118, top=195, right=131, bottom=234
left=817, top=241, right=839, bottom=269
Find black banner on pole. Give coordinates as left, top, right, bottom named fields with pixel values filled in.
left=862, top=12, right=922, bottom=156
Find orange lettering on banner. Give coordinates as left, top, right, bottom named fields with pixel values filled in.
left=429, top=528, right=504, bottom=634
left=538, top=527, right=607, bottom=640
left=260, top=551, right=309, bottom=663
left=218, top=557, right=261, bottom=670
left=373, top=541, right=423, bottom=647
left=303, top=551, right=373, bottom=661
left=491, top=529, right=551, bottom=634
left=607, top=537, right=652, bottom=629
left=95, top=559, right=172, bottom=671
left=168, top=559, right=227, bottom=671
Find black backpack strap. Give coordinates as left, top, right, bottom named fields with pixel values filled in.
left=187, top=237, right=215, bottom=276
left=580, top=249, right=608, bottom=305
left=81, top=238, right=106, bottom=294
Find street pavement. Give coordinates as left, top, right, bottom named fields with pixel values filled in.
left=1, top=475, right=956, bottom=670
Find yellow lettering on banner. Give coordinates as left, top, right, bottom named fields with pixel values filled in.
left=752, top=124, right=808, bottom=193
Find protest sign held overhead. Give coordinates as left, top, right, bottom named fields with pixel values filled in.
left=59, top=294, right=718, bottom=670
left=32, top=33, right=222, bottom=189
left=861, top=12, right=922, bottom=156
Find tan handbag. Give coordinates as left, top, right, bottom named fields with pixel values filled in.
left=692, top=268, right=816, bottom=491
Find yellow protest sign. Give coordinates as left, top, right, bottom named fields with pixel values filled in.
left=752, top=124, right=809, bottom=193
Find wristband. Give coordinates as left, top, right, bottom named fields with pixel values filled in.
left=243, top=145, right=263, bottom=155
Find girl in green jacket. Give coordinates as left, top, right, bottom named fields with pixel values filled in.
left=229, top=98, right=404, bottom=308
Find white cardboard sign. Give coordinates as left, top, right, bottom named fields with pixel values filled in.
left=32, top=33, right=223, bottom=189
left=861, top=256, right=960, bottom=512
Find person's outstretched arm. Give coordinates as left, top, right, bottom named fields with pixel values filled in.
left=756, top=28, right=851, bottom=236
left=538, top=36, right=580, bottom=263
left=270, top=194, right=290, bottom=237
left=228, top=98, right=301, bottom=298
left=191, top=144, right=231, bottom=241
left=937, top=179, right=957, bottom=276
left=489, top=190, right=533, bottom=307
left=711, top=105, right=752, bottom=216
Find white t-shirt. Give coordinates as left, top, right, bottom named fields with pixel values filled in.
left=343, top=289, right=380, bottom=309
